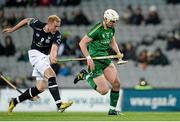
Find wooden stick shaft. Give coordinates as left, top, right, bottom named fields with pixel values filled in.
left=0, top=74, right=39, bottom=100
left=0, top=74, right=17, bottom=90
left=58, top=55, right=120, bottom=63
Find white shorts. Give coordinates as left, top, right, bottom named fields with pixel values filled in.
left=28, top=50, right=51, bottom=80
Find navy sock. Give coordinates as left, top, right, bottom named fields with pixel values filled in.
left=48, top=77, right=61, bottom=108
left=14, top=86, right=41, bottom=105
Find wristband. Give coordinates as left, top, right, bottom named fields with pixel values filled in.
left=86, top=55, right=91, bottom=60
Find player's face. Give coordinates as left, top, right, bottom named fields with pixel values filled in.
left=105, top=18, right=117, bottom=27
left=49, top=21, right=60, bottom=34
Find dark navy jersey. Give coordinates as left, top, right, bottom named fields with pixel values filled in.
left=28, top=18, right=61, bottom=55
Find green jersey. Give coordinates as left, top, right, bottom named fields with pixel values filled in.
left=87, top=22, right=115, bottom=57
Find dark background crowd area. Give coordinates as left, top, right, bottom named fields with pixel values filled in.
left=3, top=0, right=81, bottom=7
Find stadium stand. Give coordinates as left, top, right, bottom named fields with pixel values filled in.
left=0, top=0, right=180, bottom=88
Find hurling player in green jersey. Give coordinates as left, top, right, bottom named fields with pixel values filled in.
left=74, top=9, right=124, bottom=115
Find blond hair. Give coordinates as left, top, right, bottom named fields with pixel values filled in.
left=48, top=15, right=61, bottom=23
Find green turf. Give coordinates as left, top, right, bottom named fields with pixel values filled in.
left=0, top=112, right=180, bottom=121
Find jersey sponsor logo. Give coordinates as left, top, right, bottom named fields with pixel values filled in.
left=101, top=40, right=110, bottom=44
left=36, top=42, right=48, bottom=47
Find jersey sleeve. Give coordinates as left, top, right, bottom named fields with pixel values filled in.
left=52, top=31, right=62, bottom=46
left=27, top=18, right=45, bottom=30
left=112, top=28, right=115, bottom=36
left=87, top=23, right=101, bottom=39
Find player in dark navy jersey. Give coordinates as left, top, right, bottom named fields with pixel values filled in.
left=29, top=18, right=61, bottom=55
left=3, top=15, right=73, bottom=113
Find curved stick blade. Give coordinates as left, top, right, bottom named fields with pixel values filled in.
left=117, top=60, right=128, bottom=65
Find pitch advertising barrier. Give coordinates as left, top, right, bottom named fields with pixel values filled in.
left=1, top=88, right=180, bottom=111
left=0, top=88, right=113, bottom=112
left=122, top=89, right=180, bottom=111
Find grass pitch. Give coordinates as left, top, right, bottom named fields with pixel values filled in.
left=0, top=112, right=180, bottom=121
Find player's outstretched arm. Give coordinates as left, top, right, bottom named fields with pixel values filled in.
left=2, top=18, right=29, bottom=33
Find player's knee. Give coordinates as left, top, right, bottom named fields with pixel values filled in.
left=49, top=71, right=56, bottom=78
left=99, top=88, right=109, bottom=95
left=112, top=81, right=120, bottom=89
left=36, top=80, right=47, bottom=92
left=44, top=67, right=56, bottom=79
left=36, top=85, right=46, bottom=92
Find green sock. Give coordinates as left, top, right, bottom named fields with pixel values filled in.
left=110, top=89, right=119, bottom=110
left=84, top=74, right=97, bottom=90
